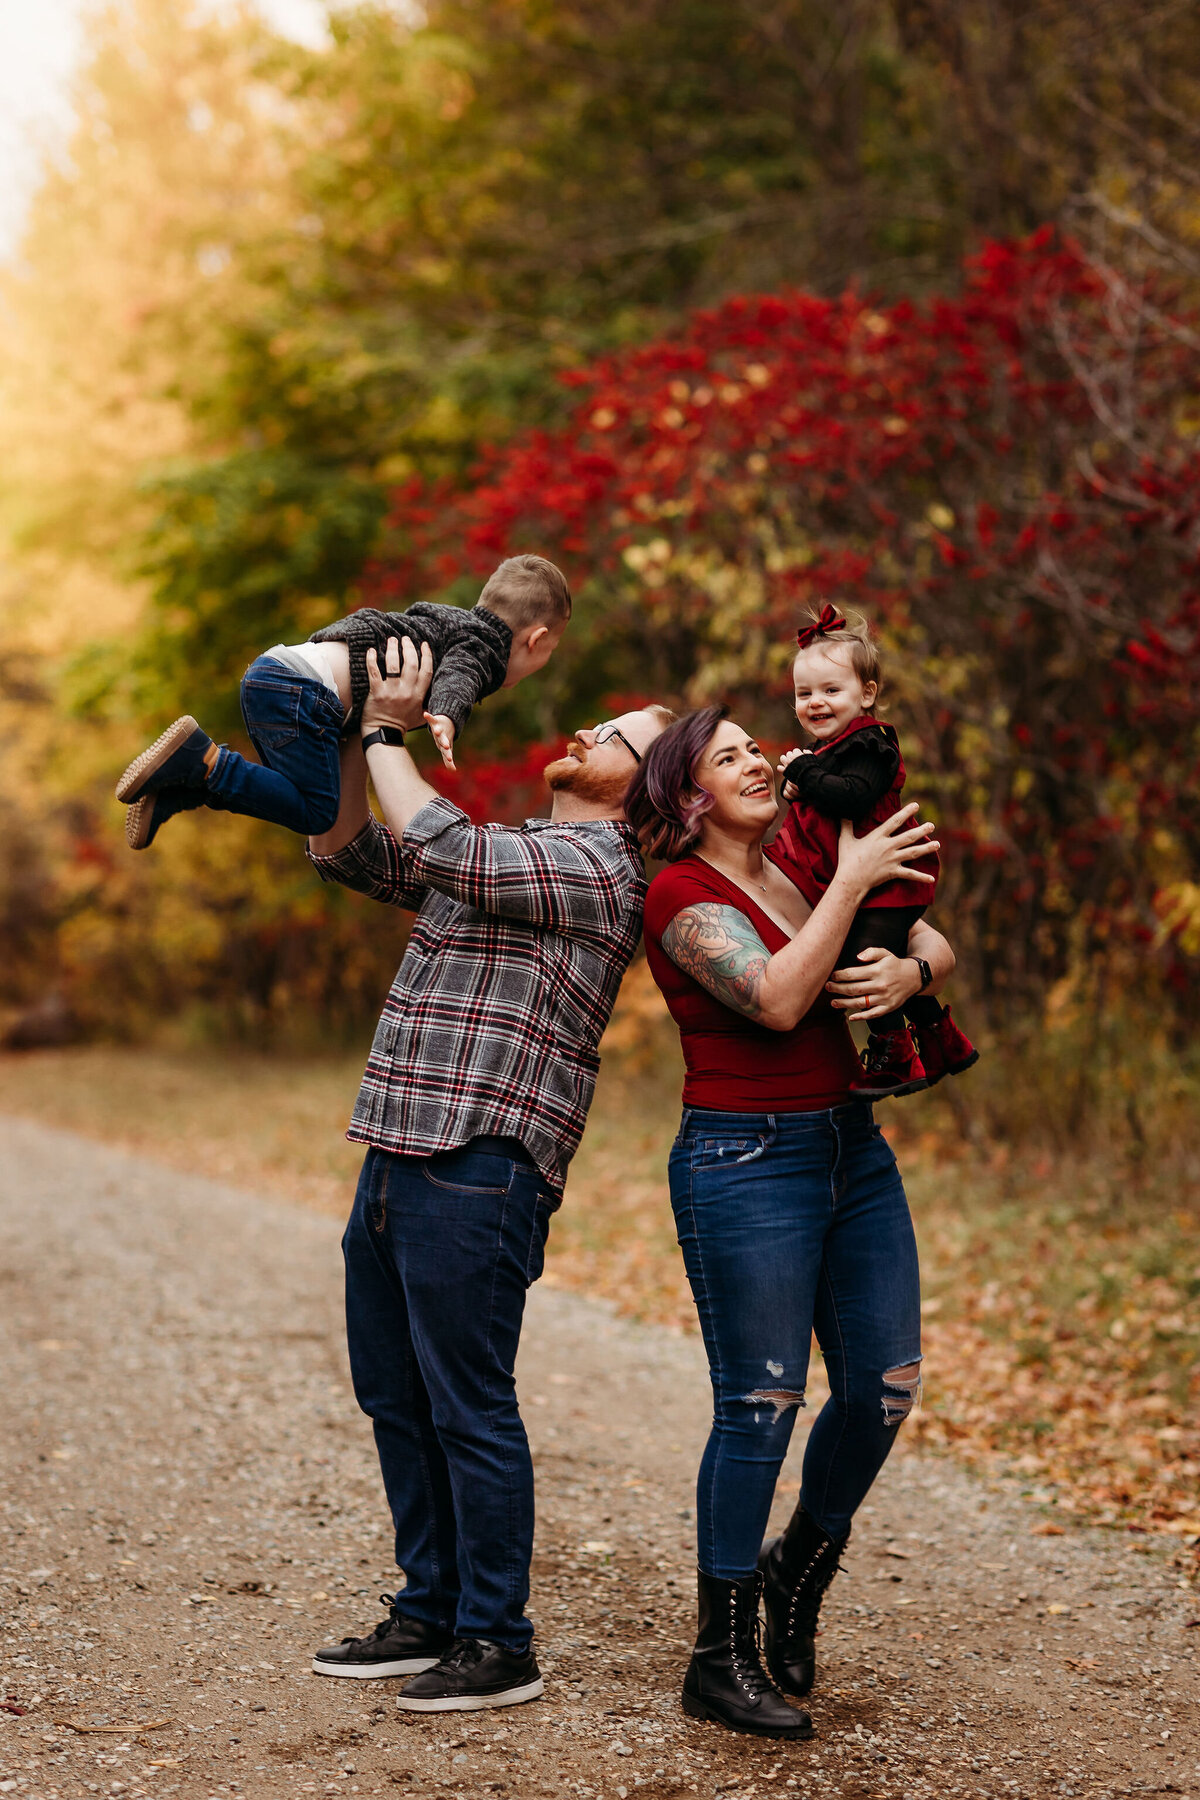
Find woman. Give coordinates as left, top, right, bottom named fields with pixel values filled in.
left=625, top=706, right=955, bottom=1741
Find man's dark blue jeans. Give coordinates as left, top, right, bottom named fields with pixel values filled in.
left=204, top=653, right=344, bottom=835
left=342, top=1140, right=553, bottom=1655
left=669, top=1103, right=922, bottom=1579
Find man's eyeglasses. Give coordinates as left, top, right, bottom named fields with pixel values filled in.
left=592, top=724, right=642, bottom=763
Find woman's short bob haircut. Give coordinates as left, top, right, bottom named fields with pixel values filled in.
left=624, top=704, right=728, bottom=862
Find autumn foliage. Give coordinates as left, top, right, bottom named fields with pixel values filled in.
left=364, top=229, right=1200, bottom=1019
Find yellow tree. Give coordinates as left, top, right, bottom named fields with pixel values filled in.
left=0, top=0, right=339, bottom=1034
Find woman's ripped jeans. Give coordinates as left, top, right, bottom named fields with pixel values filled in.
left=669, top=1102, right=922, bottom=1579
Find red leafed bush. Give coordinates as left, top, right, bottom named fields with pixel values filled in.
left=439, top=735, right=568, bottom=825
left=365, top=228, right=1200, bottom=1016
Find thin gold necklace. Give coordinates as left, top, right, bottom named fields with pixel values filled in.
left=698, top=851, right=768, bottom=894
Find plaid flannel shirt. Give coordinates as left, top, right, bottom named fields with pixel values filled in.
left=308, top=796, right=647, bottom=1200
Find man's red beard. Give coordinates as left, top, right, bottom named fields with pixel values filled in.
left=543, top=742, right=631, bottom=808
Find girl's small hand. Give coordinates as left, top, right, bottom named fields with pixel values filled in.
left=424, top=713, right=457, bottom=770
left=834, top=804, right=938, bottom=898
left=778, top=746, right=813, bottom=801
left=826, top=946, right=922, bottom=1021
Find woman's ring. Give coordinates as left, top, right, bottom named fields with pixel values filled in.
left=865, top=994, right=871, bottom=1008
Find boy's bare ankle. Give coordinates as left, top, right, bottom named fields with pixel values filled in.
left=202, top=741, right=220, bottom=776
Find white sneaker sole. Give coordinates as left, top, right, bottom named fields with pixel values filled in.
left=311, top=1654, right=441, bottom=1679
left=395, top=1675, right=544, bottom=1712
left=115, top=715, right=201, bottom=804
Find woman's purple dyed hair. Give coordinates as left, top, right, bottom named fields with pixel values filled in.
left=624, top=705, right=728, bottom=861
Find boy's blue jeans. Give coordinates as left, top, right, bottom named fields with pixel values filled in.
left=204, top=654, right=345, bottom=835
left=342, top=1141, right=553, bottom=1654
left=668, top=1103, right=922, bottom=1578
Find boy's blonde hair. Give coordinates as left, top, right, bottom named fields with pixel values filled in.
left=479, top=554, right=572, bottom=633
left=794, top=602, right=880, bottom=693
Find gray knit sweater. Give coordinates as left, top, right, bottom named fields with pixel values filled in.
left=310, top=602, right=513, bottom=737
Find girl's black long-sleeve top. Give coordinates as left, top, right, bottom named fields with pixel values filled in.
left=779, top=721, right=901, bottom=821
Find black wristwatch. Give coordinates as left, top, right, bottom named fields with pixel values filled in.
left=361, top=725, right=408, bottom=751
left=913, top=955, right=933, bottom=992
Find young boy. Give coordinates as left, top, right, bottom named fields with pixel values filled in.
left=115, top=554, right=570, bottom=849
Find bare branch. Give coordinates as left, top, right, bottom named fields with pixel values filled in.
left=1069, top=88, right=1200, bottom=193
left=1069, top=190, right=1200, bottom=287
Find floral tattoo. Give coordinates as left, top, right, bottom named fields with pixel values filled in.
left=661, top=903, right=770, bottom=1020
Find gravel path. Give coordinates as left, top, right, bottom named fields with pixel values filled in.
left=1, top=1115, right=1198, bottom=1800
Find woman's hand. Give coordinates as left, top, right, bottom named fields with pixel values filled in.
left=360, top=635, right=434, bottom=734
left=826, top=947, right=922, bottom=1022
left=833, top=804, right=937, bottom=900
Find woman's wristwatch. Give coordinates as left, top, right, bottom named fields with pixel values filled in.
left=360, top=725, right=408, bottom=751
left=913, top=955, right=933, bottom=992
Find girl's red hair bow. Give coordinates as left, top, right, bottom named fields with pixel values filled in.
left=796, top=604, right=846, bottom=650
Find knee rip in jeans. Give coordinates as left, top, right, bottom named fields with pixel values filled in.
left=881, top=1360, right=923, bottom=1426
left=742, top=1388, right=806, bottom=1425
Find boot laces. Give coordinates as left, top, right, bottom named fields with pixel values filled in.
left=787, top=1541, right=846, bottom=1643
left=729, top=1600, right=775, bottom=1700
left=863, top=1034, right=905, bottom=1075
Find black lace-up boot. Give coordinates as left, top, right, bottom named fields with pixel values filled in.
left=681, top=1570, right=812, bottom=1739
left=757, top=1505, right=849, bottom=1697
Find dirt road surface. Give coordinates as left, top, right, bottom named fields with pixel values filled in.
left=2, top=1116, right=1198, bottom=1800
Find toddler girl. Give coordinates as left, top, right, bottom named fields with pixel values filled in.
left=773, top=602, right=977, bottom=1098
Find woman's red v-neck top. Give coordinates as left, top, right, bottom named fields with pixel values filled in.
left=642, top=853, right=862, bottom=1113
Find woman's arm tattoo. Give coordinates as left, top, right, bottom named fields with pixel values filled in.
left=661, top=903, right=771, bottom=1020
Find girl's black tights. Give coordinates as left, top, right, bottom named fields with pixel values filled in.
left=836, top=906, right=944, bottom=1036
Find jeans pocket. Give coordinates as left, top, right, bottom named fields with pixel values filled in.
left=421, top=1149, right=511, bottom=1196
left=368, top=1161, right=390, bottom=1234
left=241, top=677, right=303, bottom=750
left=525, top=1203, right=551, bottom=1287
left=692, top=1135, right=769, bottom=1168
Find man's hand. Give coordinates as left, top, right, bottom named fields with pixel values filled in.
left=425, top=713, right=457, bottom=770
left=361, top=636, right=434, bottom=734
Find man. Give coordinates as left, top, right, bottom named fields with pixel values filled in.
left=307, top=634, right=672, bottom=1712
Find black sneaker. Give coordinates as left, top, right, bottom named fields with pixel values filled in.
left=394, top=1638, right=543, bottom=1712
left=311, top=1595, right=454, bottom=1679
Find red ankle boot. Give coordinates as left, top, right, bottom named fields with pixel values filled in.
left=849, top=1026, right=929, bottom=1099
left=913, top=1006, right=979, bottom=1086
